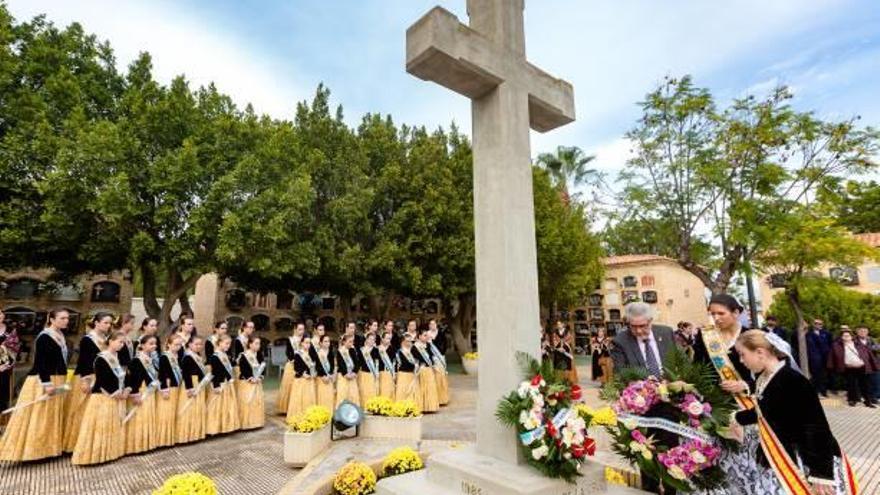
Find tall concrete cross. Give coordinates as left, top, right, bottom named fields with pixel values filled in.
left=407, top=0, right=575, bottom=465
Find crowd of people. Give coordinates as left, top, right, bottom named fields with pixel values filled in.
left=271, top=317, right=450, bottom=420
left=0, top=311, right=267, bottom=465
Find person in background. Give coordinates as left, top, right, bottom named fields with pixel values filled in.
left=855, top=326, right=880, bottom=402
left=673, top=321, right=696, bottom=359
left=590, top=327, right=613, bottom=384
left=237, top=335, right=265, bottom=430
left=827, top=328, right=877, bottom=408
left=232, top=320, right=258, bottom=364
left=204, top=321, right=228, bottom=360
left=137, top=318, right=161, bottom=370
left=174, top=316, right=196, bottom=362
left=0, top=310, right=21, bottom=418
left=314, top=335, right=336, bottom=412
left=115, top=314, right=137, bottom=368
left=806, top=318, right=834, bottom=397
left=761, top=315, right=789, bottom=342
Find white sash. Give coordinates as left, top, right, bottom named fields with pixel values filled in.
left=361, top=347, right=379, bottom=378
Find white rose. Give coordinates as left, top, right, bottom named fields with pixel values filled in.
left=690, top=451, right=707, bottom=464
left=668, top=465, right=687, bottom=480
left=519, top=410, right=530, bottom=427
left=517, top=382, right=531, bottom=398
left=623, top=418, right=639, bottom=430
left=686, top=401, right=704, bottom=417
left=632, top=395, right=646, bottom=408
left=531, top=445, right=549, bottom=460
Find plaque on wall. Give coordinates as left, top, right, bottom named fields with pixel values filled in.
left=829, top=266, right=859, bottom=286
left=623, top=276, right=638, bottom=288
left=642, top=291, right=658, bottom=303
left=622, top=290, right=639, bottom=304
left=90, top=281, right=121, bottom=303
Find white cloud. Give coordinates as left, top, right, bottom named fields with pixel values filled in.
left=7, top=0, right=307, bottom=118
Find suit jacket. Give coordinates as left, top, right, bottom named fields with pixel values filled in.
left=610, top=324, right=676, bottom=373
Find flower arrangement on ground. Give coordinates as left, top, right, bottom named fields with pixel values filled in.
left=600, top=350, right=736, bottom=493
left=364, top=396, right=421, bottom=417
left=287, top=405, right=332, bottom=433
left=333, top=461, right=377, bottom=495
left=152, top=472, right=218, bottom=495
left=381, top=446, right=424, bottom=477
left=495, top=353, right=597, bottom=482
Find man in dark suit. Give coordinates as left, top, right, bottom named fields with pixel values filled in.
left=610, top=302, right=676, bottom=377
left=610, top=302, right=677, bottom=494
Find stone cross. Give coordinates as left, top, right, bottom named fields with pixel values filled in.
left=406, top=0, right=575, bottom=465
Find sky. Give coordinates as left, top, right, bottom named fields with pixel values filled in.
left=7, top=0, right=880, bottom=179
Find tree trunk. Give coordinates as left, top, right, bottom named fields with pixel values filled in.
left=678, top=245, right=743, bottom=294
left=141, top=263, right=162, bottom=320
left=156, top=268, right=201, bottom=334
left=786, top=286, right=810, bottom=378
left=445, top=294, right=475, bottom=357
left=339, top=294, right=352, bottom=325
left=368, top=291, right=394, bottom=321
left=178, top=293, right=193, bottom=319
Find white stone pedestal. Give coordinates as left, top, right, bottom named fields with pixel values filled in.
left=375, top=447, right=648, bottom=495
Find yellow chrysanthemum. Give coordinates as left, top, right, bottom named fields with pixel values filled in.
left=287, top=405, right=332, bottom=433
left=382, top=447, right=424, bottom=476
left=604, top=467, right=628, bottom=486
left=152, top=472, right=218, bottom=495
left=333, top=461, right=377, bottom=495
left=463, top=352, right=479, bottom=360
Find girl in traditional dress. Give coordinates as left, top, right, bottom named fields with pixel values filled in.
left=376, top=331, right=396, bottom=400
left=115, top=314, right=137, bottom=368
left=156, top=335, right=184, bottom=448
left=287, top=337, right=318, bottom=421
left=63, top=312, right=111, bottom=453
left=176, top=336, right=208, bottom=444
left=690, top=294, right=769, bottom=495
left=276, top=324, right=300, bottom=414
left=206, top=334, right=240, bottom=435
left=335, top=334, right=361, bottom=407
left=204, top=320, right=228, bottom=360
left=315, top=335, right=336, bottom=411
left=237, top=336, right=265, bottom=430
left=413, top=328, right=440, bottom=413
left=137, top=317, right=161, bottom=370
left=357, top=333, right=380, bottom=405
left=310, top=323, right=326, bottom=361
left=428, top=326, right=449, bottom=406
left=590, top=327, right=613, bottom=384
left=124, top=334, right=160, bottom=455
left=0, top=309, right=69, bottom=462
left=232, top=320, right=257, bottom=364
left=72, top=331, right=130, bottom=465
left=174, top=316, right=196, bottom=362
left=732, top=330, right=857, bottom=495
left=394, top=335, right=420, bottom=407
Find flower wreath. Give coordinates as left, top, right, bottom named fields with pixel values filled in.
left=600, top=350, right=738, bottom=493
left=496, top=353, right=600, bottom=482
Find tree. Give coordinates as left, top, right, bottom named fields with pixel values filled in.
left=617, top=76, right=879, bottom=294
left=752, top=210, right=879, bottom=374
left=823, top=180, right=880, bottom=234
left=767, top=278, right=880, bottom=340
left=535, top=145, right=599, bottom=199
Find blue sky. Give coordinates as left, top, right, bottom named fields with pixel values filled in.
left=7, top=0, right=880, bottom=176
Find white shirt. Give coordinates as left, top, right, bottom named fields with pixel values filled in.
left=843, top=342, right=864, bottom=368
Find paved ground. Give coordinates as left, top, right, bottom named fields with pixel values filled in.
left=1, top=360, right=878, bottom=495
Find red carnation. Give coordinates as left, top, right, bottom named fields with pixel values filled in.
left=569, top=385, right=582, bottom=401
left=546, top=421, right=558, bottom=438
left=571, top=444, right=586, bottom=459
left=531, top=374, right=543, bottom=387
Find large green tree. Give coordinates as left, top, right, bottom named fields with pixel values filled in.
left=616, top=76, right=879, bottom=294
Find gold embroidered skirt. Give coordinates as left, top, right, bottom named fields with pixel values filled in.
left=62, top=374, right=91, bottom=453
left=206, top=382, right=240, bottom=435
left=315, top=377, right=336, bottom=413
left=175, top=382, right=206, bottom=444
left=378, top=371, right=395, bottom=399
left=435, top=366, right=449, bottom=405
left=275, top=362, right=294, bottom=414
left=124, top=386, right=158, bottom=455
left=335, top=375, right=360, bottom=408
left=71, top=393, right=126, bottom=465
left=394, top=372, right=419, bottom=409
left=286, top=377, right=317, bottom=422
left=236, top=380, right=265, bottom=430
left=154, top=387, right=178, bottom=447
left=0, top=375, right=66, bottom=462
left=357, top=371, right=378, bottom=405
left=418, top=367, right=440, bottom=413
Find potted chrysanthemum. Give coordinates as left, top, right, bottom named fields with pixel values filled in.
left=462, top=352, right=478, bottom=376
left=361, top=397, right=422, bottom=441
left=284, top=405, right=332, bottom=466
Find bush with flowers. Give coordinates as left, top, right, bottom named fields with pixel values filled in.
left=495, top=353, right=597, bottom=482
left=381, top=446, right=424, bottom=477
left=287, top=405, right=332, bottom=433
left=600, top=350, right=736, bottom=493
left=365, top=396, right=421, bottom=417
left=152, top=472, right=218, bottom=495
left=333, top=461, right=377, bottom=495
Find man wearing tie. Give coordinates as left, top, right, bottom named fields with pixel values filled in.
left=610, top=302, right=675, bottom=377
left=609, top=302, right=678, bottom=494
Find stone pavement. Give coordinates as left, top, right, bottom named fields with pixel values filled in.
left=1, top=362, right=878, bottom=495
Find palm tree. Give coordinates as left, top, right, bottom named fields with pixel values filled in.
left=535, top=145, right=599, bottom=195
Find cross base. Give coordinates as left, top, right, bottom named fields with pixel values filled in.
left=375, top=446, right=648, bottom=495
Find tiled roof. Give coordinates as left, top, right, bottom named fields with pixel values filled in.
left=854, top=232, right=880, bottom=247
left=601, top=254, right=675, bottom=266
